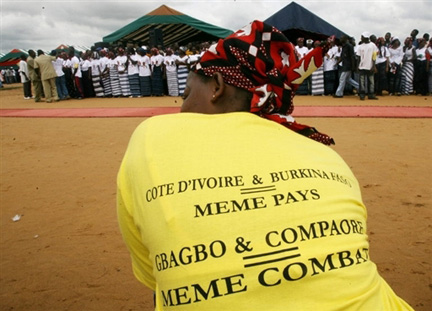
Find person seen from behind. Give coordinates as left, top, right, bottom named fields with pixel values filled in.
left=356, top=32, right=379, bottom=100
left=117, top=21, right=414, bottom=311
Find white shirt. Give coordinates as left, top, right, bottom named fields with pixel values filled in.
left=107, top=58, right=116, bottom=70
left=115, top=55, right=128, bottom=73
left=81, top=59, right=91, bottom=72
left=137, top=55, right=151, bottom=77
left=63, top=59, right=72, bottom=69
left=52, top=58, right=65, bottom=77
left=389, top=46, right=404, bottom=65
left=70, top=56, right=82, bottom=78
left=150, top=54, right=164, bottom=69
left=356, top=42, right=379, bottom=70
left=416, top=47, right=427, bottom=61
left=18, top=60, right=30, bottom=83
left=128, top=54, right=139, bottom=75
left=188, top=54, right=200, bottom=65
left=323, top=46, right=339, bottom=71
left=295, top=46, right=309, bottom=59
left=90, top=58, right=101, bottom=75
left=164, top=55, right=179, bottom=73
left=403, top=46, right=415, bottom=62
left=99, top=56, right=109, bottom=73
left=376, top=46, right=390, bottom=65
left=177, top=55, right=189, bottom=69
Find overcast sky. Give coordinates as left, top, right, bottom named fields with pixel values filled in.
left=1, top=0, right=431, bottom=54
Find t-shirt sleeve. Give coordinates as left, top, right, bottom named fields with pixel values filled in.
left=117, top=140, right=156, bottom=290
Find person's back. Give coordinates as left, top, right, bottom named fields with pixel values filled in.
left=118, top=112, right=412, bottom=310
left=357, top=41, right=377, bottom=70
left=26, top=54, right=38, bottom=81
left=340, top=41, right=355, bottom=72
left=117, top=21, right=413, bottom=311
left=34, top=53, right=57, bottom=80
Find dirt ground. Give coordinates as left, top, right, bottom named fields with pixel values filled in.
left=1, top=85, right=431, bottom=310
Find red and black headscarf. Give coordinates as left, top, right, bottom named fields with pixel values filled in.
left=194, top=20, right=335, bottom=145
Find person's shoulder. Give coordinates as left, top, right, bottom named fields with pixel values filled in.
left=135, top=113, right=184, bottom=129
left=130, top=113, right=189, bottom=142
left=135, top=112, right=255, bottom=133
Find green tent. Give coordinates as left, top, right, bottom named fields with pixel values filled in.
left=103, top=5, right=233, bottom=47
left=0, top=49, right=28, bottom=69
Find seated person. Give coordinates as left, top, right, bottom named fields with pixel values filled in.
left=117, top=21, right=414, bottom=311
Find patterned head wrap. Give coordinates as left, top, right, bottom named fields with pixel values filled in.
left=193, top=20, right=334, bottom=145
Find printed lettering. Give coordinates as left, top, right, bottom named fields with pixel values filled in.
left=317, top=220, right=330, bottom=237
left=309, top=253, right=338, bottom=276
left=192, top=279, right=222, bottom=302
left=269, top=168, right=350, bottom=187
left=194, top=197, right=267, bottom=218
left=161, top=274, right=246, bottom=306
left=223, top=274, right=248, bottom=296
left=146, top=183, right=175, bottom=202
left=258, top=267, right=281, bottom=287
left=338, top=251, right=355, bottom=268
left=178, top=175, right=244, bottom=195
left=178, top=180, right=188, bottom=193
left=355, top=248, right=369, bottom=264
left=162, top=286, right=191, bottom=307
left=265, top=219, right=365, bottom=247
left=256, top=247, right=370, bottom=287
left=281, top=228, right=298, bottom=244
left=330, top=221, right=342, bottom=236
left=282, top=262, right=308, bottom=281
left=298, top=224, right=318, bottom=241
left=155, top=241, right=226, bottom=271
left=162, top=288, right=174, bottom=307
left=272, top=189, right=321, bottom=206
left=330, top=172, right=352, bottom=187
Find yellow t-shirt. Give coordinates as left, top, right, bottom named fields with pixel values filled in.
left=117, top=112, right=413, bottom=311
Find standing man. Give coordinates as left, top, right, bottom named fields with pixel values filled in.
left=323, top=40, right=340, bottom=95
left=52, top=51, right=69, bottom=100
left=34, top=50, right=59, bottom=103
left=334, top=35, right=359, bottom=98
left=26, top=50, right=43, bottom=102
left=18, top=54, right=32, bottom=99
left=384, top=32, right=392, bottom=47
left=69, top=48, right=84, bottom=99
left=295, top=38, right=311, bottom=95
left=410, top=29, right=419, bottom=48
left=356, top=32, right=379, bottom=100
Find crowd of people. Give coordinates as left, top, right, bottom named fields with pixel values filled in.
left=11, top=43, right=210, bottom=103
left=5, top=28, right=432, bottom=102
left=295, top=29, right=432, bottom=99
